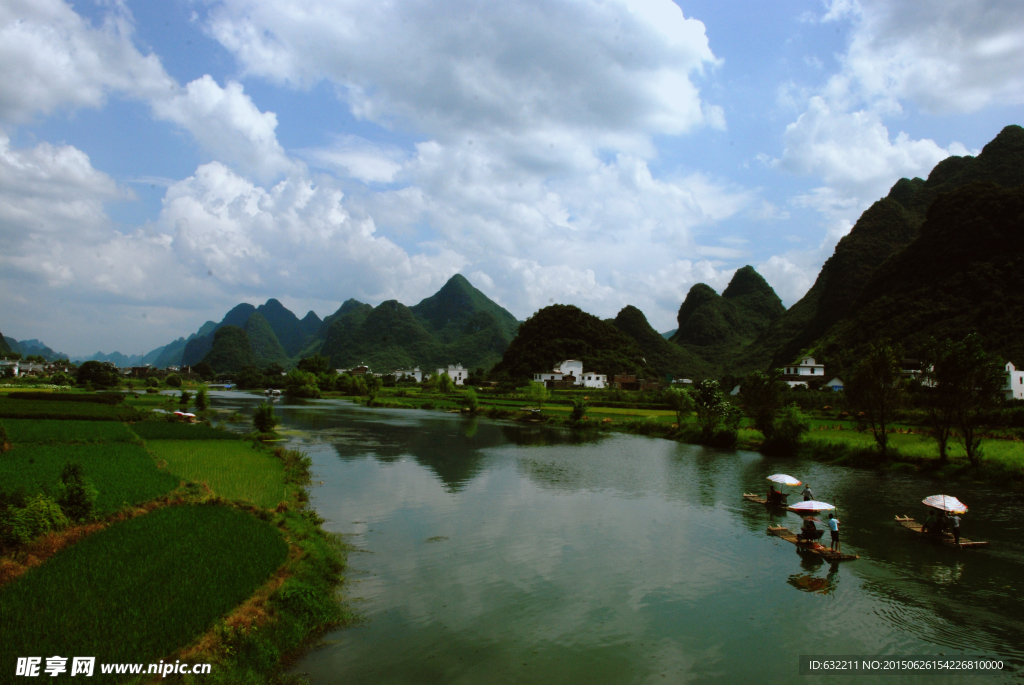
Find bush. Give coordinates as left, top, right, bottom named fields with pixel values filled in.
left=165, top=374, right=183, bottom=388
left=761, top=405, right=810, bottom=456
left=0, top=492, right=69, bottom=549
left=53, top=462, right=98, bottom=522
left=462, top=388, right=479, bottom=412
left=194, top=387, right=209, bottom=411
left=252, top=403, right=279, bottom=434
left=146, top=376, right=160, bottom=388
left=49, top=372, right=74, bottom=386
left=570, top=396, right=589, bottom=423
left=285, top=370, right=322, bottom=399
left=179, top=390, right=192, bottom=405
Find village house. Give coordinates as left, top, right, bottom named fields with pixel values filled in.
left=437, top=364, right=467, bottom=385
left=781, top=356, right=825, bottom=387
left=337, top=365, right=371, bottom=376
left=394, top=367, right=422, bottom=382
left=612, top=372, right=660, bottom=392
left=532, top=360, right=607, bottom=389
left=1005, top=362, right=1024, bottom=400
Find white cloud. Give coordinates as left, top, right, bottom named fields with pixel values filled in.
left=151, top=76, right=296, bottom=183
left=840, top=0, right=1024, bottom=114
left=0, top=0, right=171, bottom=124
left=0, top=131, right=127, bottom=245
left=300, top=135, right=405, bottom=183
left=206, top=0, right=722, bottom=141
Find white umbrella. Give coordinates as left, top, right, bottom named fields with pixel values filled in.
left=767, top=474, right=801, bottom=486
left=788, top=500, right=835, bottom=513
left=922, top=495, right=967, bottom=514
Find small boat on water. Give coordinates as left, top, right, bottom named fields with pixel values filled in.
left=743, top=492, right=788, bottom=506
left=264, top=389, right=282, bottom=397
left=767, top=525, right=859, bottom=561
left=894, top=516, right=988, bottom=548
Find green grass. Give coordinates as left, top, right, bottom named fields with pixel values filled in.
left=0, top=443, right=178, bottom=515
left=804, top=428, right=1024, bottom=471
left=129, top=421, right=239, bottom=441
left=147, top=440, right=289, bottom=508
left=0, top=419, right=136, bottom=444
left=0, top=505, right=288, bottom=683
left=0, top=397, right=142, bottom=421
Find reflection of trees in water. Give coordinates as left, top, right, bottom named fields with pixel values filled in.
left=499, top=425, right=604, bottom=447
left=325, top=414, right=590, bottom=492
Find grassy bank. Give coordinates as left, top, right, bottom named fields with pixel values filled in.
left=148, top=440, right=289, bottom=508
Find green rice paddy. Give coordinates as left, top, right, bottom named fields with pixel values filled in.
left=0, top=505, right=288, bottom=682
left=0, top=397, right=138, bottom=421
left=0, top=443, right=178, bottom=515
left=129, top=421, right=240, bottom=441
left=147, top=440, right=289, bottom=508
left=0, top=419, right=136, bottom=444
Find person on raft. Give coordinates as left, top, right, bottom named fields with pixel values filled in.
left=827, top=513, right=841, bottom=552
left=798, top=517, right=817, bottom=543
left=949, top=513, right=962, bottom=547
left=767, top=484, right=779, bottom=505
left=801, top=485, right=814, bottom=502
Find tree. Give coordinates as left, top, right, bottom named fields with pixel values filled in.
left=937, top=334, right=1004, bottom=466
left=845, top=340, right=904, bottom=454
left=252, top=402, right=279, bottom=433
left=462, top=387, right=479, bottom=412
left=739, top=370, right=787, bottom=438
left=53, top=462, right=97, bottom=522
left=284, top=370, right=322, bottom=399
left=76, top=361, right=120, bottom=388
left=297, top=354, right=332, bottom=375
left=664, top=386, right=694, bottom=427
left=570, top=395, right=589, bottom=423
left=437, top=372, right=455, bottom=394
left=192, top=362, right=214, bottom=380
left=194, top=387, right=209, bottom=411
left=689, top=379, right=730, bottom=440
left=367, top=375, right=383, bottom=400
left=179, top=390, right=192, bottom=405
left=164, top=373, right=182, bottom=388
left=918, top=338, right=959, bottom=463
left=50, top=371, right=74, bottom=386
left=526, top=382, right=549, bottom=409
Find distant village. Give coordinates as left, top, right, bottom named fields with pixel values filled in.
left=6, top=354, right=1023, bottom=401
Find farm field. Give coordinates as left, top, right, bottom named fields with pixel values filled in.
left=0, top=419, right=136, bottom=444
left=147, top=440, right=289, bottom=508
left=130, top=421, right=238, bottom=441
left=0, top=505, right=288, bottom=683
left=0, top=443, right=178, bottom=515
left=0, top=397, right=138, bottom=421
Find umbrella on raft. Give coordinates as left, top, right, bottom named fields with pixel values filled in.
left=767, top=474, right=801, bottom=486
left=788, top=500, right=835, bottom=513
left=922, top=495, right=968, bottom=514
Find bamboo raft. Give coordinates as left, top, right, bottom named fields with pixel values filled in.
left=894, top=516, right=988, bottom=548
left=743, top=493, right=788, bottom=506
left=767, top=525, right=859, bottom=561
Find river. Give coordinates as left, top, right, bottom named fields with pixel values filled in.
left=211, top=393, right=1024, bottom=683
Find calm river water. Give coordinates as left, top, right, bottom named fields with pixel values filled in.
left=213, top=394, right=1024, bottom=683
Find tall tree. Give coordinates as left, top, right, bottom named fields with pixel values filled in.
left=918, top=338, right=959, bottom=463
left=739, top=370, right=787, bottom=438
left=946, top=334, right=1005, bottom=466
left=689, top=380, right=729, bottom=441
left=845, top=340, right=904, bottom=455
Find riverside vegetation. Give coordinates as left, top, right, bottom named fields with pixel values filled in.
left=0, top=387, right=352, bottom=685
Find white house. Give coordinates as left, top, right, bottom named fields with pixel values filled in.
left=825, top=377, right=845, bottom=392
left=395, top=367, right=422, bottom=383
left=1005, top=362, right=1024, bottom=400
left=532, top=360, right=607, bottom=388
left=782, top=356, right=825, bottom=387
left=437, top=364, right=467, bottom=385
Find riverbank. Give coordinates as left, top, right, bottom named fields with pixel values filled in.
left=310, top=387, right=1024, bottom=490
left=0, top=403, right=352, bottom=684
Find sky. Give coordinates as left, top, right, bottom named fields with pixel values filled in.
left=1, top=0, right=1023, bottom=357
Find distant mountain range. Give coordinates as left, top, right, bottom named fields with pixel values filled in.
left=8, top=125, right=1021, bottom=382
left=1, top=337, right=70, bottom=361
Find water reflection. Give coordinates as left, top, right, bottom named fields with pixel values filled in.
left=204, top=394, right=1024, bottom=682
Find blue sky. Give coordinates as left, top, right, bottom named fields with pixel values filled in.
left=1, top=0, right=1022, bottom=356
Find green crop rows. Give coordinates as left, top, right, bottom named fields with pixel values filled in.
left=147, top=440, right=288, bottom=508
left=0, top=443, right=178, bottom=515
left=129, top=421, right=240, bottom=441
left=0, top=505, right=288, bottom=683
left=0, top=419, right=136, bottom=444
